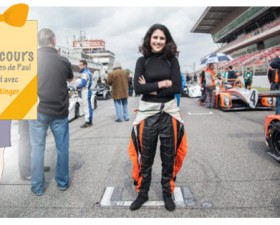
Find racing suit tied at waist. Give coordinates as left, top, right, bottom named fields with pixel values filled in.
left=133, top=99, right=184, bottom=126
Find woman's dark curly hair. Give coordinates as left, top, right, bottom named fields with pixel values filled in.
left=139, top=24, right=179, bottom=58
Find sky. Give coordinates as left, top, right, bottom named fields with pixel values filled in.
left=2, top=1, right=276, bottom=73
left=25, top=7, right=218, bottom=73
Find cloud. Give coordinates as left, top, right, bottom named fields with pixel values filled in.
left=27, top=7, right=217, bottom=72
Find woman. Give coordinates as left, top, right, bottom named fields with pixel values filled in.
left=128, top=24, right=187, bottom=211
left=0, top=120, right=11, bottom=181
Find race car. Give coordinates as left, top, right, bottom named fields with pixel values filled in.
left=215, top=78, right=274, bottom=111
left=183, top=82, right=201, bottom=98
left=68, top=86, right=97, bottom=121
left=264, top=114, right=280, bottom=161
left=91, top=83, right=111, bottom=100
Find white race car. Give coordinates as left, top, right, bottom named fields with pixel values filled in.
left=68, top=86, right=97, bottom=121
left=183, top=82, right=201, bottom=98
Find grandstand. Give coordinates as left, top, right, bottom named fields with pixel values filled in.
left=191, top=7, right=280, bottom=75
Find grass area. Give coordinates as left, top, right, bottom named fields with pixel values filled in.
left=252, top=87, right=270, bottom=92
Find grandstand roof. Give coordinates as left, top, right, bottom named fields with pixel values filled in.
left=191, top=7, right=244, bottom=34
left=191, top=7, right=277, bottom=44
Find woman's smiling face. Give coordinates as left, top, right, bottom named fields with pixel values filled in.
left=150, top=29, right=166, bottom=53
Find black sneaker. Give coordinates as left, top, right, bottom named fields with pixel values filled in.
left=163, top=192, right=176, bottom=211
left=130, top=192, right=148, bottom=211
left=80, top=122, right=93, bottom=128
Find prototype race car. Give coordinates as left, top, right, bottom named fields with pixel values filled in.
left=264, top=114, right=280, bottom=161
left=183, top=82, right=201, bottom=98
left=68, top=86, right=97, bottom=121
left=92, top=83, right=111, bottom=100
left=215, top=78, right=274, bottom=111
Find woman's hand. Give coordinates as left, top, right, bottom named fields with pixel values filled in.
left=138, top=75, right=146, bottom=84
left=149, top=91, right=157, bottom=95
left=158, top=80, right=172, bottom=88
left=165, top=80, right=172, bottom=87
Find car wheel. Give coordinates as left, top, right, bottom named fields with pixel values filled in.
left=106, top=92, right=110, bottom=100
left=269, top=121, right=280, bottom=158
left=217, top=96, right=222, bottom=109
left=107, top=92, right=111, bottom=99
left=94, top=97, right=98, bottom=110
left=103, top=92, right=109, bottom=100
left=75, top=103, right=80, bottom=119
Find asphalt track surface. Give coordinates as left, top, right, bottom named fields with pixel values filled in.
left=0, top=96, right=280, bottom=218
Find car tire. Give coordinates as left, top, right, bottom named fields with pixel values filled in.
left=91, top=95, right=97, bottom=110
left=104, top=92, right=109, bottom=100
left=94, top=97, right=98, bottom=110
left=186, top=89, right=189, bottom=97
left=74, top=103, right=80, bottom=119
left=268, top=121, right=280, bottom=158
left=217, top=96, right=222, bottom=109
left=107, top=92, right=111, bottom=99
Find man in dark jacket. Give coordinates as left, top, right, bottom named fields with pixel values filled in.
left=269, top=57, right=280, bottom=114
left=29, top=28, right=73, bottom=196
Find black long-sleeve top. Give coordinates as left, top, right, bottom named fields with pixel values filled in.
left=134, top=53, right=181, bottom=103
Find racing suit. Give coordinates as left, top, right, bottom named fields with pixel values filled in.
left=128, top=54, right=188, bottom=194
left=77, top=67, right=93, bottom=123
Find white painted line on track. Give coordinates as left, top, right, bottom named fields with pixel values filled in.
left=174, top=187, right=185, bottom=207
left=100, top=187, right=114, bottom=206
left=188, top=112, right=214, bottom=115
left=100, top=187, right=186, bottom=207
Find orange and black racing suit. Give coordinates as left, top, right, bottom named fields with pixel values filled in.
left=128, top=53, right=188, bottom=194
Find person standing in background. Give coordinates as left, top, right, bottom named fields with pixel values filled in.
left=198, top=69, right=206, bottom=105
left=128, top=75, right=134, bottom=97
left=29, top=28, right=73, bottom=196
left=228, top=65, right=237, bottom=81
left=269, top=57, right=280, bottom=114
left=175, top=71, right=186, bottom=106
left=193, top=73, right=198, bottom=83
left=223, top=67, right=229, bottom=79
left=18, top=120, right=50, bottom=181
left=243, top=67, right=253, bottom=90
left=205, top=63, right=216, bottom=108
left=108, top=62, right=130, bottom=122
left=0, top=120, right=11, bottom=181
left=77, top=60, right=93, bottom=128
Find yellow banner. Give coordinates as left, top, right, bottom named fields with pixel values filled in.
left=0, top=21, right=37, bottom=119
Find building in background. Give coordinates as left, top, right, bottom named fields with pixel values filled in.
left=59, top=31, right=115, bottom=79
